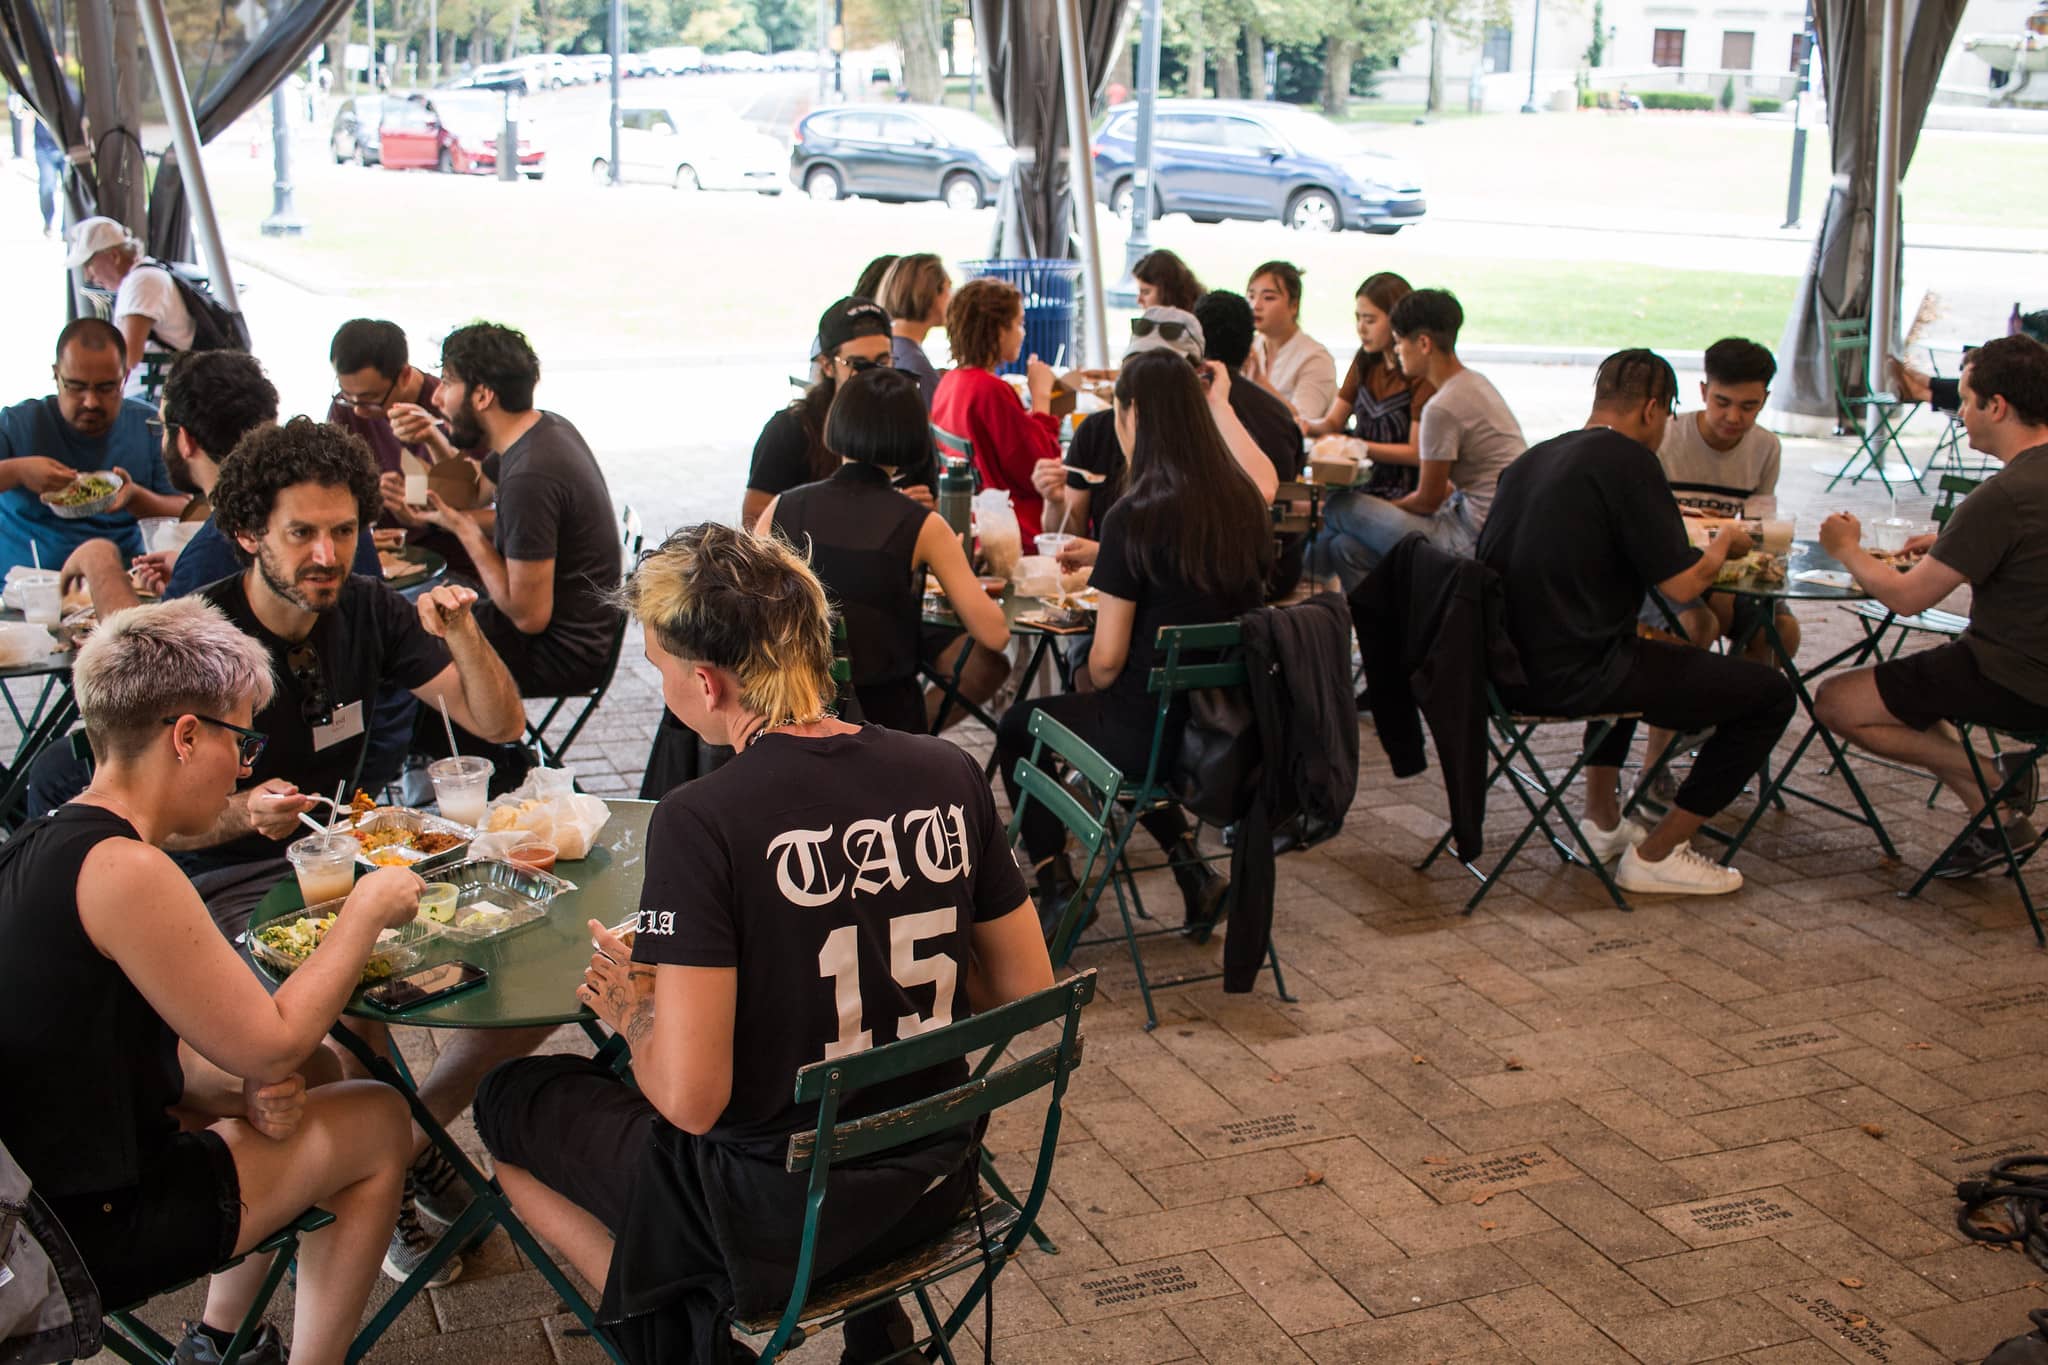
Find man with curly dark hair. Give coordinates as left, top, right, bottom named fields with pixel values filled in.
left=386, top=323, right=621, bottom=713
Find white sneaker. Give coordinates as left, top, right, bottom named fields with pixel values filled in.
left=1579, top=817, right=1648, bottom=863
left=1615, top=843, right=1744, bottom=896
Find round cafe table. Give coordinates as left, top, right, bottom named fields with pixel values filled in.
left=243, top=798, right=653, bottom=1363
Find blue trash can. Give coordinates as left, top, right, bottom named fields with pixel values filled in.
left=961, top=259, right=1082, bottom=377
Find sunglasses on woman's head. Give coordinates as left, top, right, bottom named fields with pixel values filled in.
left=1130, top=318, right=1192, bottom=342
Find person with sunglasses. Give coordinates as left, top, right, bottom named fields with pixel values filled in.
left=0, top=595, right=421, bottom=1365
left=744, top=297, right=934, bottom=531
left=0, top=318, right=189, bottom=573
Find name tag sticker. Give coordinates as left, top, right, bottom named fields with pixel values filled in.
left=311, top=699, right=366, bottom=752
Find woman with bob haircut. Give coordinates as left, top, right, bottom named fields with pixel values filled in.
left=753, top=366, right=1009, bottom=733
left=0, top=597, right=419, bottom=1365
left=472, top=522, right=1053, bottom=1363
left=998, top=348, right=1274, bottom=939
left=876, top=252, right=952, bottom=406
left=930, top=277, right=1061, bottom=540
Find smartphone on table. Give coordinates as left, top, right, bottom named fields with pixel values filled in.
left=362, top=960, right=489, bottom=1012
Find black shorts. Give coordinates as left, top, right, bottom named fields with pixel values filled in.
left=42, top=1130, right=242, bottom=1310
left=474, top=1054, right=656, bottom=1237
left=1874, top=640, right=2048, bottom=733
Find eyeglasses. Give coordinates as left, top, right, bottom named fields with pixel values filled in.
left=163, top=714, right=269, bottom=766
left=287, top=643, right=333, bottom=729
left=837, top=354, right=894, bottom=374
left=333, top=375, right=399, bottom=413
left=1130, top=318, right=1190, bottom=342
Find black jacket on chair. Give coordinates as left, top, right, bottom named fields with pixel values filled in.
left=1226, top=592, right=1357, bottom=992
left=1351, top=535, right=1524, bottom=862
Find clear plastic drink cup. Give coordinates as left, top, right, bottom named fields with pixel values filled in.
left=427, top=756, right=493, bottom=828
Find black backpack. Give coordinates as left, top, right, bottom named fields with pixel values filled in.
left=143, top=258, right=251, bottom=352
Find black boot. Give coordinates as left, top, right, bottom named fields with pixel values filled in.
left=1167, top=834, right=1229, bottom=943
left=1033, top=852, right=1080, bottom=943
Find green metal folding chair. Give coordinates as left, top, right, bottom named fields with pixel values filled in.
left=929, top=424, right=974, bottom=466
left=1006, top=708, right=1127, bottom=968
left=1900, top=728, right=2048, bottom=947
left=1418, top=687, right=1685, bottom=913
left=1821, top=318, right=1926, bottom=493
left=735, top=972, right=1097, bottom=1362
left=98, top=1208, right=335, bottom=1365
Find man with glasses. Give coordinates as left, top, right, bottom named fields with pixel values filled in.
left=328, top=318, right=471, bottom=475
left=1478, top=350, right=1795, bottom=896
left=0, top=319, right=189, bottom=571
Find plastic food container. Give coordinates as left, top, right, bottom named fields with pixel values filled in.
left=40, top=470, right=124, bottom=520
left=424, top=858, right=571, bottom=943
left=348, top=806, right=473, bottom=871
left=244, top=903, right=442, bottom=985
left=504, top=839, right=558, bottom=874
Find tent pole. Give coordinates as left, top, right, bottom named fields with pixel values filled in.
left=1053, top=0, right=1109, bottom=367
left=137, top=0, right=241, bottom=311
left=1869, top=0, right=1902, bottom=405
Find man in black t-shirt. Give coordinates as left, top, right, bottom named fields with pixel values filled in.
left=1196, top=290, right=1308, bottom=596
left=399, top=323, right=622, bottom=700
left=1479, top=350, right=1794, bottom=897
left=473, top=524, right=1054, bottom=1362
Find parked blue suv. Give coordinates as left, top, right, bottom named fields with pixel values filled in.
left=1093, top=100, right=1426, bottom=234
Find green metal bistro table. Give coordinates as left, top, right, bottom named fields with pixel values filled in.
left=0, top=612, right=76, bottom=829
left=244, top=798, right=656, bottom=1364
left=1703, top=541, right=1898, bottom=864
left=921, top=588, right=1078, bottom=773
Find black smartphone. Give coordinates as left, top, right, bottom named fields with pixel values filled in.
left=362, top=960, right=488, bottom=1012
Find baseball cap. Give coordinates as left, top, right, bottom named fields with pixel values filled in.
left=64, top=216, right=136, bottom=269
left=1123, top=307, right=1204, bottom=363
left=818, top=296, right=892, bottom=354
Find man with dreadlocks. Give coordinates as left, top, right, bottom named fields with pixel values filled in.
left=1478, top=349, right=1796, bottom=897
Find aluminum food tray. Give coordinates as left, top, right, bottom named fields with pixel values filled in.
left=423, top=857, right=572, bottom=942
left=349, top=807, right=473, bottom=871
left=244, top=900, right=444, bottom=984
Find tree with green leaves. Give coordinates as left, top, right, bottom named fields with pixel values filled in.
left=1422, top=0, right=1508, bottom=112
left=1319, top=0, right=1421, bottom=113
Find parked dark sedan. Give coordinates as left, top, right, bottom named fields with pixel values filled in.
left=1092, top=99, right=1426, bottom=233
left=790, top=103, right=1015, bottom=209
left=330, top=95, right=392, bottom=165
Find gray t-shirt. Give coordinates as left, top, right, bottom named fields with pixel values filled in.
left=1656, top=412, right=1782, bottom=519
left=891, top=334, right=942, bottom=408
left=480, top=412, right=621, bottom=693
left=1931, top=444, right=2048, bottom=706
left=1418, top=368, right=1525, bottom=522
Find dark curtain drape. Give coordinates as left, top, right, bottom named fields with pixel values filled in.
left=0, top=0, right=96, bottom=219
left=1775, top=0, right=1968, bottom=418
left=146, top=0, right=355, bottom=262
left=970, top=0, right=1131, bottom=258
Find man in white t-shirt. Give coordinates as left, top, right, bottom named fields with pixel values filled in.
left=1645, top=338, right=1796, bottom=657
left=1317, top=289, right=1525, bottom=593
left=65, top=217, right=196, bottom=398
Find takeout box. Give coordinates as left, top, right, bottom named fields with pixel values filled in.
left=348, top=806, right=474, bottom=871
left=1307, top=435, right=1369, bottom=486
left=244, top=905, right=441, bottom=984
left=421, top=857, right=571, bottom=943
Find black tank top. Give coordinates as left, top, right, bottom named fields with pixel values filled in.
left=0, top=804, right=184, bottom=1197
left=774, top=463, right=928, bottom=690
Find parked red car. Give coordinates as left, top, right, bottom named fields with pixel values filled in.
left=378, top=92, right=546, bottom=178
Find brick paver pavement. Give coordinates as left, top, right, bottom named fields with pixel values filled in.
left=79, top=442, right=2048, bottom=1364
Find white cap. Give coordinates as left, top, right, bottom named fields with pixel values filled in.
left=1122, top=306, right=1205, bottom=364
left=63, top=216, right=136, bottom=269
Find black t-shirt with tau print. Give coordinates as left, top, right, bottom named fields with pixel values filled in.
left=1477, top=426, right=1700, bottom=713
left=630, top=725, right=1027, bottom=1144
left=194, top=572, right=451, bottom=866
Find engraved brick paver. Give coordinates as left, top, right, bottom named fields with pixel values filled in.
left=73, top=418, right=2048, bottom=1361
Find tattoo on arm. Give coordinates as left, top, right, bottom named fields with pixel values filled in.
left=623, top=999, right=655, bottom=1049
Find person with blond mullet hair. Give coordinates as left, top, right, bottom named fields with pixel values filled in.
left=473, top=523, right=1054, bottom=1364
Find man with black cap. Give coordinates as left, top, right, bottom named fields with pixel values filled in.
left=742, top=296, right=933, bottom=531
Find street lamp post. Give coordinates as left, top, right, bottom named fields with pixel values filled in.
left=262, top=1, right=303, bottom=234
left=1782, top=2, right=1814, bottom=228
left=1521, top=0, right=1543, bottom=112
left=1107, top=0, right=1162, bottom=307
left=607, top=0, right=623, bottom=186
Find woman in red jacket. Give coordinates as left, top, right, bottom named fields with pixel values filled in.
left=930, top=279, right=1060, bottom=540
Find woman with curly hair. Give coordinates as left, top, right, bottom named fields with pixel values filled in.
left=930, top=278, right=1061, bottom=540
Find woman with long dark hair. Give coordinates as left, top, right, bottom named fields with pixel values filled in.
left=753, top=367, right=1010, bottom=733
left=744, top=296, right=933, bottom=529
left=1132, top=249, right=1205, bottom=312
left=995, top=349, right=1273, bottom=937
left=1304, top=271, right=1431, bottom=505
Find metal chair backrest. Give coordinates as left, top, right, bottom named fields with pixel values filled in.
left=765, top=973, right=1097, bottom=1354
left=1932, top=473, right=1980, bottom=528
left=929, top=424, right=974, bottom=465
left=618, top=504, right=645, bottom=570
left=1135, top=621, right=1247, bottom=799
left=1007, top=709, right=1124, bottom=960
left=1272, top=481, right=1320, bottom=539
